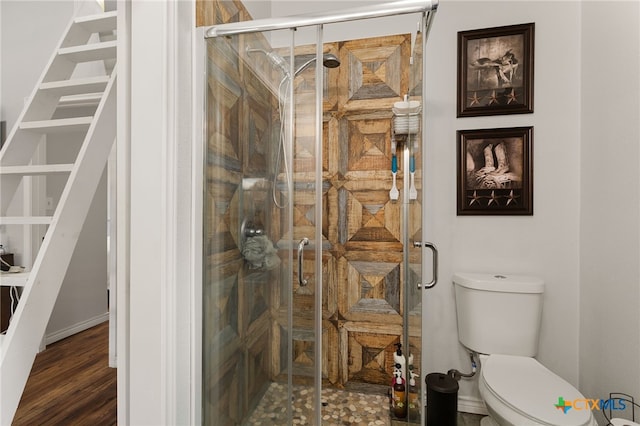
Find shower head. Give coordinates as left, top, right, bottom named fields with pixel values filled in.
left=322, top=54, right=341, bottom=69
left=294, top=53, right=341, bottom=76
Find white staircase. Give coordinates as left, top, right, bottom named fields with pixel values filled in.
left=0, top=11, right=117, bottom=424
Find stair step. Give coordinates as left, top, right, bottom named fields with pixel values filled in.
left=39, top=77, right=108, bottom=109
left=0, top=164, right=74, bottom=176
left=0, top=217, right=53, bottom=225
left=58, top=93, right=103, bottom=109
left=61, top=11, right=117, bottom=49
left=100, top=33, right=117, bottom=43
left=0, top=272, right=28, bottom=287
left=40, top=76, right=109, bottom=97
left=58, top=41, right=116, bottom=63
left=74, top=10, right=117, bottom=33
left=20, top=116, right=93, bottom=133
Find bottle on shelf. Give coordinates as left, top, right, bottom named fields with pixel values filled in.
left=408, top=369, right=420, bottom=419
left=392, top=364, right=407, bottom=419
left=393, top=343, right=406, bottom=381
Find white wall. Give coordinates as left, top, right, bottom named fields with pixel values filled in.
left=424, top=0, right=583, bottom=405
left=244, top=0, right=425, bottom=48
left=45, top=131, right=108, bottom=342
left=0, top=0, right=109, bottom=342
left=0, top=0, right=102, bottom=130
left=240, top=0, right=272, bottom=20
left=0, top=1, right=72, bottom=131
left=579, top=2, right=640, bottom=423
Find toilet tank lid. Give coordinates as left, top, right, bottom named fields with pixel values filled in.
left=453, top=272, right=544, bottom=294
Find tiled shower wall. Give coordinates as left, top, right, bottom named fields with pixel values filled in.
left=199, top=1, right=423, bottom=423
left=288, top=34, right=424, bottom=390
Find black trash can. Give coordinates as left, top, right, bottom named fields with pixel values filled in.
left=425, top=372, right=459, bottom=426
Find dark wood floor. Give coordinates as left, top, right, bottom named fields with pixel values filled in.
left=13, top=321, right=117, bottom=425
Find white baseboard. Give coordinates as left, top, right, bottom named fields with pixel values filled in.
left=45, top=312, right=109, bottom=346
left=458, top=395, right=488, bottom=415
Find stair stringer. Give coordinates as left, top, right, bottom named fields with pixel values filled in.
left=0, top=69, right=117, bottom=426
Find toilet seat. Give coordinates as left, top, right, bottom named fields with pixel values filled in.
left=482, top=354, right=592, bottom=426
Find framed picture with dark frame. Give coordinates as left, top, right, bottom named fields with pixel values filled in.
left=0, top=121, right=5, bottom=148
left=457, top=23, right=534, bottom=117
left=457, top=126, right=533, bottom=215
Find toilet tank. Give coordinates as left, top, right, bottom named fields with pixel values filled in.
left=453, top=272, right=544, bottom=357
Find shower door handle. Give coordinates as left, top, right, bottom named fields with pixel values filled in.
left=298, top=238, right=310, bottom=286
left=413, top=241, right=438, bottom=290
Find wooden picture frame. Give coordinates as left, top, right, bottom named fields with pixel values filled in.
left=457, top=127, right=533, bottom=215
left=457, top=23, right=534, bottom=117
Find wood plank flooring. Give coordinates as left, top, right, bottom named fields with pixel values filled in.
left=13, top=321, right=116, bottom=425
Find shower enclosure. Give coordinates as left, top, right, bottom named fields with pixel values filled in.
left=199, top=1, right=438, bottom=424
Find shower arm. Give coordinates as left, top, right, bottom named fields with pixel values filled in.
left=295, top=58, right=318, bottom=76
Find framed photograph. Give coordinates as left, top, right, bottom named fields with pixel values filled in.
left=457, top=23, right=534, bottom=117
left=457, top=126, right=533, bottom=215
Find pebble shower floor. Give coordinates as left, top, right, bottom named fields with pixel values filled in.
left=246, top=382, right=392, bottom=425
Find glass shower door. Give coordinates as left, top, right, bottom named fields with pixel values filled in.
left=280, top=26, right=326, bottom=425
left=202, top=29, right=297, bottom=425
left=404, top=21, right=426, bottom=423
left=202, top=26, right=325, bottom=425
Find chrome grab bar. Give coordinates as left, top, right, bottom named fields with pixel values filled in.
left=413, top=241, right=438, bottom=289
left=298, top=238, right=310, bottom=286
left=423, top=242, right=438, bottom=289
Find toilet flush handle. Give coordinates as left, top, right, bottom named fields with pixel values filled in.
left=412, top=241, right=438, bottom=290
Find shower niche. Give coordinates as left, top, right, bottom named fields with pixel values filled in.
left=201, top=1, right=435, bottom=424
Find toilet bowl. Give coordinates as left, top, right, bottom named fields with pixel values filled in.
left=478, top=354, right=597, bottom=426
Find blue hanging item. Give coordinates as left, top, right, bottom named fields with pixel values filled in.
left=390, top=138, right=399, bottom=201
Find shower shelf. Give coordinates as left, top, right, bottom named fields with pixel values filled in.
left=392, top=112, right=420, bottom=136
left=392, top=97, right=421, bottom=136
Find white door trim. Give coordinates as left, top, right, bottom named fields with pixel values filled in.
left=192, top=26, right=206, bottom=426
left=116, top=1, right=130, bottom=424
left=124, top=1, right=195, bottom=424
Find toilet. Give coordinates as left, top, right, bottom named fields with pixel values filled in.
left=453, top=272, right=597, bottom=426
